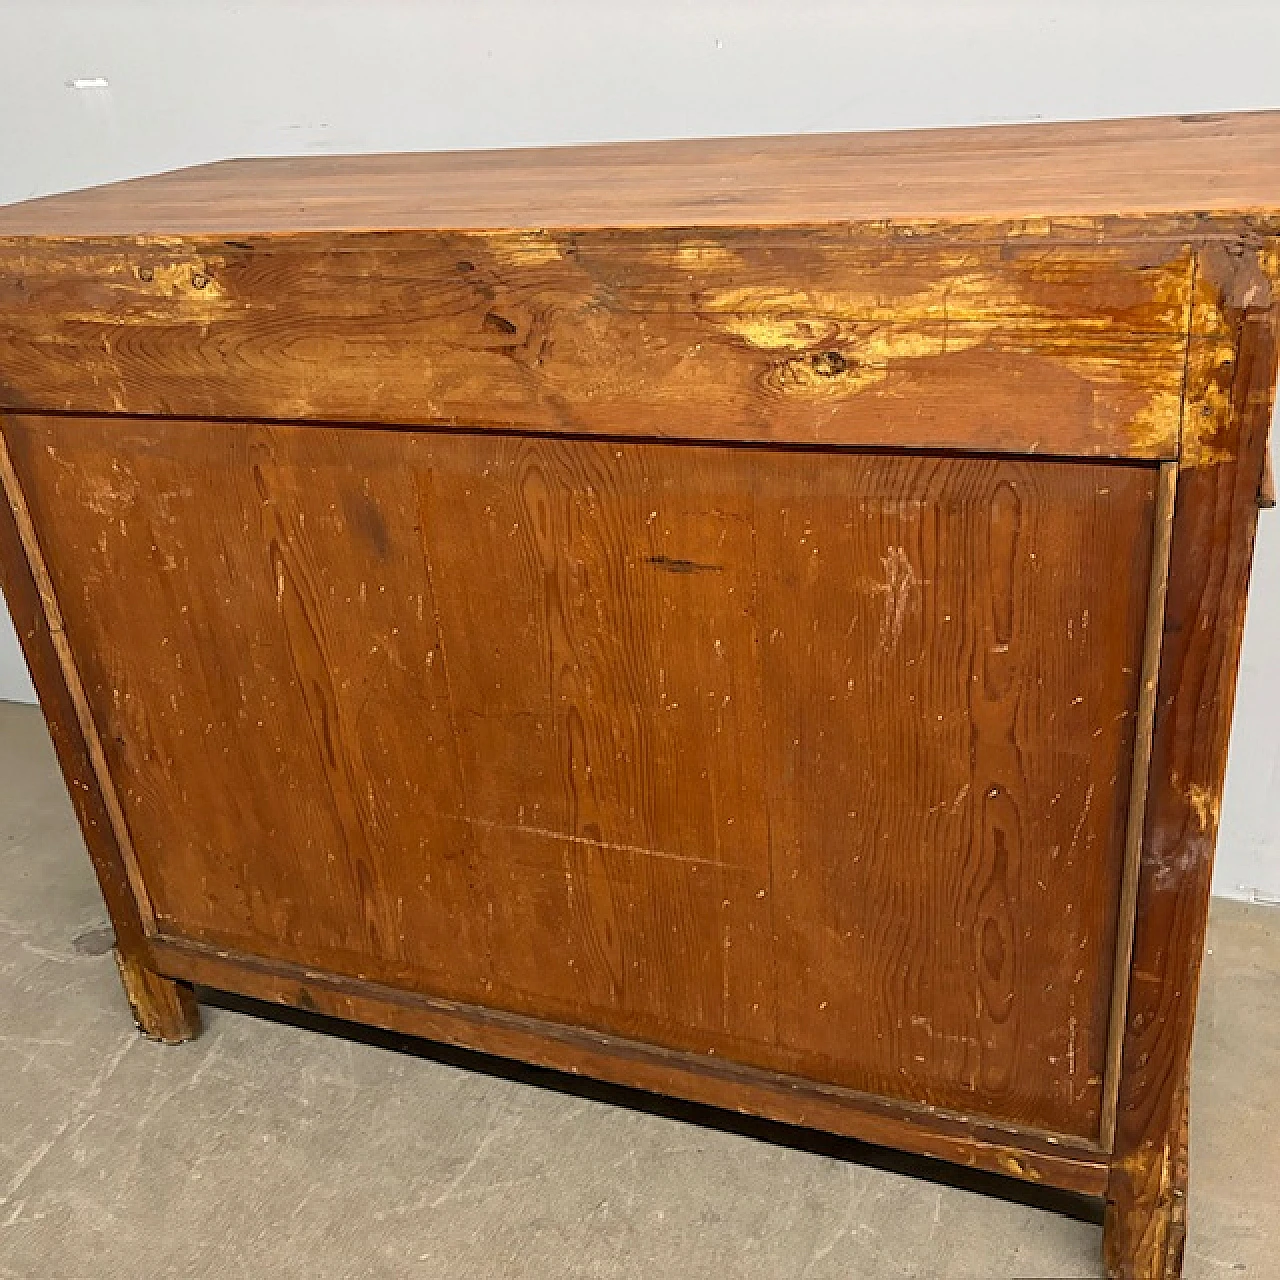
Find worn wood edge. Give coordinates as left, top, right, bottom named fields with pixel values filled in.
left=0, top=359, right=1185, bottom=463
left=1, top=210, right=1278, bottom=250
left=0, top=408, right=1186, bottom=464
left=0, top=421, right=153, bottom=954
left=1159, top=1064, right=1192, bottom=1280
left=148, top=934, right=1110, bottom=1195
left=0, top=226, right=1195, bottom=460
left=0, top=428, right=157, bottom=931
left=1260, top=434, right=1276, bottom=507
left=1105, top=250, right=1279, bottom=1277
left=0, top=221, right=1205, bottom=281
left=113, top=947, right=201, bottom=1044
left=1105, top=1067, right=1192, bottom=1280
left=1099, top=460, right=1178, bottom=1152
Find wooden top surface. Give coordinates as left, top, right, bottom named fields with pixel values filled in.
left=2, top=111, right=1280, bottom=238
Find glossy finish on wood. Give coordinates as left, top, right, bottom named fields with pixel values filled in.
left=1, top=113, right=1278, bottom=1280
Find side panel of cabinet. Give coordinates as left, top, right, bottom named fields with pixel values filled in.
left=3, top=414, right=1157, bottom=1141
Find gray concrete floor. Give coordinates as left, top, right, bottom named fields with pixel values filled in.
left=0, top=699, right=1276, bottom=1279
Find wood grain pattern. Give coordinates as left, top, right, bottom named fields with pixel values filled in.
left=114, top=948, right=200, bottom=1044
left=0, top=111, right=1278, bottom=235
left=1105, top=247, right=1280, bottom=1279
left=1100, top=460, right=1177, bottom=1150
left=751, top=449, right=1154, bottom=1140
left=148, top=931, right=1111, bottom=1196
left=0, top=232, right=1191, bottom=459
left=0, top=423, right=153, bottom=960
left=0, top=431, right=156, bottom=928
left=5, top=414, right=1154, bottom=1142
left=3, top=116, right=1278, bottom=1280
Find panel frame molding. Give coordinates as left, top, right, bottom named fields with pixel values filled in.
left=148, top=928, right=1112, bottom=1195
left=0, top=407, right=1184, bottom=1185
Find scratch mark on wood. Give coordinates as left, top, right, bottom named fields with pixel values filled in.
left=645, top=554, right=722, bottom=574
left=871, top=546, right=920, bottom=654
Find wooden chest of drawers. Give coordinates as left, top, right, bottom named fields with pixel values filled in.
left=1, top=112, right=1276, bottom=1279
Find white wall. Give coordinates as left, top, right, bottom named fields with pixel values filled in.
left=0, top=0, right=1277, bottom=900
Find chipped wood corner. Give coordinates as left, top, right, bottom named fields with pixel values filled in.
left=1254, top=238, right=1280, bottom=509
left=114, top=948, right=201, bottom=1045
left=1105, top=1068, right=1190, bottom=1280
left=1181, top=239, right=1280, bottom=471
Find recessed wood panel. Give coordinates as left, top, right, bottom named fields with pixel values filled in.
left=5, top=415, right=1154, bottom=1140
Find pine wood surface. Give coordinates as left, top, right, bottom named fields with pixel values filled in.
left=0, top=110, right=1279, bottom=235
left=5, top=416, right=1156, bottom=1140
left=2, top=111, right=1278, bottom=1280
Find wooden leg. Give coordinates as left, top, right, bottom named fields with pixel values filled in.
left=114, top=948, right=201, bottom=1044
left=1104, top=1070, right=1190, bottom=1280
left=1102, top=265, right=1279, bottom=1280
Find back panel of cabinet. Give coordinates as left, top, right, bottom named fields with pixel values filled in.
left=4, top=414, right=1157, bottom=1141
